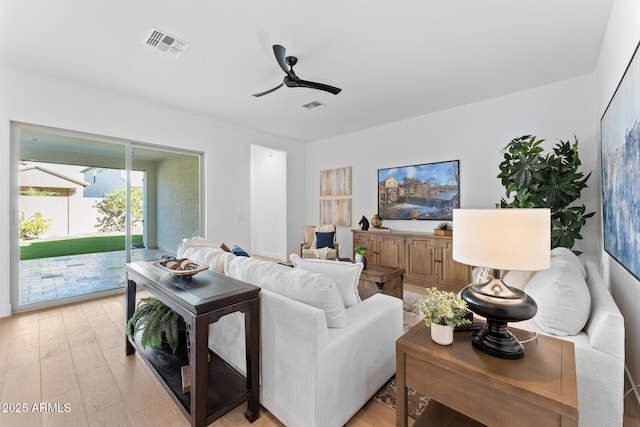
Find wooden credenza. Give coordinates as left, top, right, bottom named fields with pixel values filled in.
left=352, top=229, right=472, bottom=294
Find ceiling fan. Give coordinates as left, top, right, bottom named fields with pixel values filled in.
left=252, top=44, right=342, bottom=97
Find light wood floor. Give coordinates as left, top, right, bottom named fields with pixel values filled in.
left=1, top=287, right=637, bottom=427
left=0, top=292, right=403, bottom=427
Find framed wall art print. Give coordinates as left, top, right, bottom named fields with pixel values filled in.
left=377, top=160, right=460, bottom=221
left=320, top=167, right=352, bottom=197
left=601, top=40, right=640, bottom=280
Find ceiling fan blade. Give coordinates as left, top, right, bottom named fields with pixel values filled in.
left=252, top=82, right=284, bottom=97
left=272, top=44, right=291, bottom=76
left=298, top=79, right=342, bottom=95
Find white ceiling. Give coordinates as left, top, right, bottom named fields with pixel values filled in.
left=1, top=0, right=613, bottom=143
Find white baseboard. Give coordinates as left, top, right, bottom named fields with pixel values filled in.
left=0, top=304, right=12, bottom=318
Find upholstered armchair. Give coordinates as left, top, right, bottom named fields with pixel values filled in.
left=300, top=225, right=339, bottom=260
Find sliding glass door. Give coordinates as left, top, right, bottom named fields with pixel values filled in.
left=12, top=123, right=202, bottom=312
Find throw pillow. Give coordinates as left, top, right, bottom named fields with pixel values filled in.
left=220, top=243, right=231, bottom=252
left=525, top=256, right=591, bottom=336
left=290, top=254, right=363, bottom=307
left=550, top=247, right=586, bottom=278
left=315, top=231, right=335, bottom=249
left=225, top=256, right=347, bottom=328
left=231, top=245, right=250, bottom=257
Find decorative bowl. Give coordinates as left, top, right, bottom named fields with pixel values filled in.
left=153, top=257, right=208, bottom=276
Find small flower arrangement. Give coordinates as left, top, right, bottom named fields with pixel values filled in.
left=418, top=287, right=471, bottom=328
left=354, top=245, right=367, bottom=257
left=437, top=222, right=452, bottom=230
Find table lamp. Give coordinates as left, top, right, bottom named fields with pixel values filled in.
left=453, top=208, right=550, bottom=359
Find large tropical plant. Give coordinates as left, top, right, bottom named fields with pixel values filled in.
left=497, top=135, right=595, bottom=254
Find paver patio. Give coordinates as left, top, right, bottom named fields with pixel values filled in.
left=19, top=248, right=172, bottom=306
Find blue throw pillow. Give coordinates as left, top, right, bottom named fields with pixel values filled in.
left=231, top=245, right=250, bottom=257
left=315, top=231, right=335, bottom=249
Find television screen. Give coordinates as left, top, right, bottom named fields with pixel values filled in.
left=378, top=160, right=460, bottom=220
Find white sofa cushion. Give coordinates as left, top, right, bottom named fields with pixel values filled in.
left=178, top=245, right=236, bottom=274
left=290, top=254, right=363, bottom=307
left=526, top=253, right=591, bottom=336
left=225, top=256, right=348, bottom=328
left=177, top=237, right=237, bottom=274
left=550, top=246, right=587, bottom=278
left=582, top=262, right=625, bottom=357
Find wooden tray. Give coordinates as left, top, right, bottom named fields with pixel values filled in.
left=153, top=260, right=209, bottom=276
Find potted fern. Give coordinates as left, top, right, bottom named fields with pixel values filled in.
left=126, top=297, right=185, bottom=354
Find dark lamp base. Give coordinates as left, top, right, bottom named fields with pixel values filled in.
left=461, top=278, right=537, bottom=360
left=471, top=319, right=524, bottom=359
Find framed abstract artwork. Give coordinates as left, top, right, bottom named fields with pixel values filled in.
left=320, top=198, right=352, bottom=227
left=378, top=160, right=460, bottom=221
left=320, top=167, right=352, bottom=197
left=601, top=40, right=640, bottom=280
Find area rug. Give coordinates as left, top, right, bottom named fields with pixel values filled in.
left=373, top=290, right=430, bottom=420
left=402, top=290, right=424, bottom=331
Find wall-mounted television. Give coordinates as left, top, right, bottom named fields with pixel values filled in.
left=378, top=160, right=459, bottom=221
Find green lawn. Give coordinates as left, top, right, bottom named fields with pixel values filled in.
left=20, top=234, right=143, bottom=260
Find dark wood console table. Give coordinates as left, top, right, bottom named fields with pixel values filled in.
left=125, top=261, right=261, bottom=427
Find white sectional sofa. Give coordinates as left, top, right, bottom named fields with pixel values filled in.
left=177, top=238, right=404, bottom=427
left=478, top=248, right=625, bottom=427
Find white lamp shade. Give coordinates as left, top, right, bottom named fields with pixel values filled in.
left=452, top=208, right=551, bottom=271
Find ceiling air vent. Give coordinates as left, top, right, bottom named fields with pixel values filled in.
left=144, top=28, right=189, bottom=57
left=302, top=101, right=326, bottom=111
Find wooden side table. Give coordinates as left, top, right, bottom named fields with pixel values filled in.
left=125, top=261, right=261, bottom=427
left=396, top=322, right=578, bottom=427
left=358, top=264, right=404, bottom=300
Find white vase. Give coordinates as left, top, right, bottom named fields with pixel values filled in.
left=354, top=254, right=367, bottom=268
left=430, top=322, right=454, bottom=345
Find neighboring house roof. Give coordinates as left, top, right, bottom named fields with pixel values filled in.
left=19, top=165, right=90, bottom=188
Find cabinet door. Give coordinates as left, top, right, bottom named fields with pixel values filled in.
left=352, top=231, right=376, bottom=261
left=375, top=234, right=403, bottom=268
left=437, top=239, right=473, bottom=292
left=405, top=236, right=438, bottom=285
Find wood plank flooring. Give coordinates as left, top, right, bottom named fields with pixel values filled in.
left=0, top=292, right=401, bottom=427
left=1, top=284, right=637, bottom=426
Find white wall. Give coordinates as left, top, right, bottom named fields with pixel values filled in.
left=306, top=74, right=599, bottom=260
left=596, top=0, right=640, bottom=401
left=251, top=145, right=287, bottom=261
left=19, top=196, right=102, bottom=237
left=0, top=64, right=306, bottom=315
